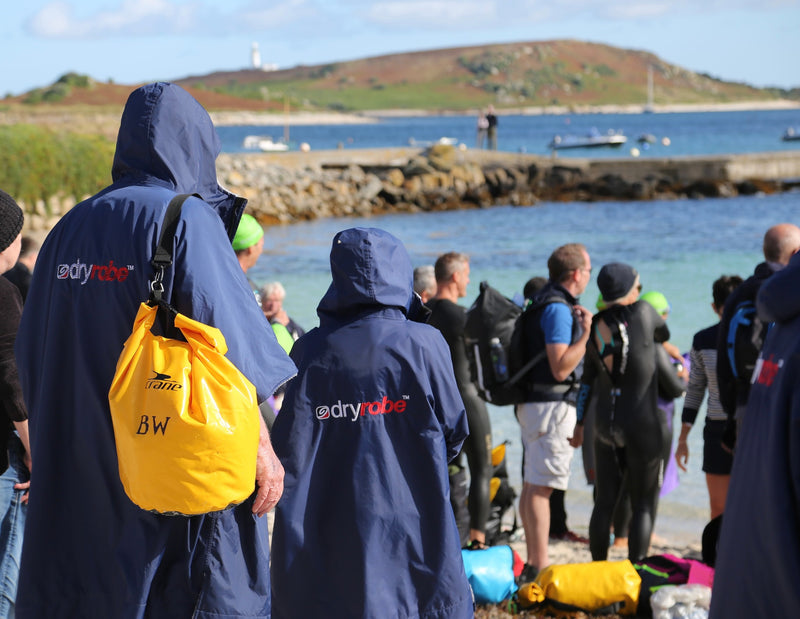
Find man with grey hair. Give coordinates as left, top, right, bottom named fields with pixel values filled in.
left=413, top=265, right=437, bottom=303
left=427, top=251, right=493, bottom=549
left=260, top=281, right=306, bottom=346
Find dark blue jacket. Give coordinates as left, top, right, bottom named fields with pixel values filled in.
left=711, top=251, right=800, bottom=617
left=15, top=83, right=296, bottom=618
left=270, top=228, right=473, bottom=619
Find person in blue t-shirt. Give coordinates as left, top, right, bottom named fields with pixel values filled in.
left=516, top=243, right=593, bottom=583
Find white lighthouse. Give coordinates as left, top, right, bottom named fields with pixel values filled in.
left=251, top=42, right=262, bottom=69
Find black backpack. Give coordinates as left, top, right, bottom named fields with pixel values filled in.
left=726, top=299, right=773, bottom=382
left=464, top=281, right=566, bottom=406
left=464, top=282, right=526, bottom=406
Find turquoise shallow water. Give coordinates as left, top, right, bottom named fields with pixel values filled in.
left=250, top=190, right=799, bottom=545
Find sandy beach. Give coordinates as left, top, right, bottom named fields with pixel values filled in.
left=208, top=99, right=798, bottom=126
left=473, top=533, right=703, bottom=617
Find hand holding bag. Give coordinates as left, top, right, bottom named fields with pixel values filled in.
left=108, top=194, right=260, bottom=515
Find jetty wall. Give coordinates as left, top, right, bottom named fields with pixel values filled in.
left=20, top=148, right=800, bottom=232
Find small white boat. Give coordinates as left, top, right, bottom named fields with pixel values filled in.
left=548, top=129, right=627, bottom=150
left=407, top=136, right=459, bottom=147
left=782, top=127, right=800, bottom=142
left=243, top=135, right=289, bottom=151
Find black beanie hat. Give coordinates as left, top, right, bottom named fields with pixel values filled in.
left=597, top=262, right=638, bottom=303
left=0, top=190, right=24, bottom=253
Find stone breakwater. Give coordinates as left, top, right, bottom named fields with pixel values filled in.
left=20, top=147, right=800, bottom=233
left=216, top=146, right=800, bottom=226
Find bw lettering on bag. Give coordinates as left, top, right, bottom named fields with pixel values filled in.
left=136, top=415, right=171, bottom=435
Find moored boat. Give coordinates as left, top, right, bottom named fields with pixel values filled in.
left=243, top=135, right=289, bottom=151
left=782, top=127, right=800, bottom=142
left=548, top=129, right=627, bottom=150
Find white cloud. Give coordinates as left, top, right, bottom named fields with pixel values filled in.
left=25, top=0, right=797, bottom=40
left=366, top=1, right=496, bottom=27
left=28, top=0, right=204, bottom=37
left=26, top=0, right=317, bottom=39
left=237, top=0, right=316, bottom=29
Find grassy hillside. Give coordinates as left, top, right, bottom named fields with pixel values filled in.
left=175, top=39, right=791, bottom=112
left=2, top=40, right=795, bottom=119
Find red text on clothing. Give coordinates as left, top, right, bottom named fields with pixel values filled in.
left=315, top=396, right=408, bottom=422
left=753, top=354, right=782, bottom=387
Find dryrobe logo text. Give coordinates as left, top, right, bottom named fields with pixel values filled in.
left=315, top=395, right=409, bottom=422
left=145, top=371, right=183, bottom=391
left=56, top=259, right=133, bottom=285
left=753, top=354, right=783, bottom=387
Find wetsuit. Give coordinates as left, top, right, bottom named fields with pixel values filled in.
left=576, top=300, right=670, bottom=561
left=427, top=297, right=492, bottom=539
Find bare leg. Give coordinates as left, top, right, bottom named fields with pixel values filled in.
left=521, top=482, right=553, bottom=568
left=706, top=473, right=731, bottom=520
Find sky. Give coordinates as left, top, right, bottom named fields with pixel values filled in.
left=2, top=0, right=798, bottom=97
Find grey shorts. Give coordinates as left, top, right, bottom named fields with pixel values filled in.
left=518, top=400, right=576, bottom=490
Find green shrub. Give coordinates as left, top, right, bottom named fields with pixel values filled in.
left=0, top=125, right=114, bottom=210
left=56, top=72, right=92, bottom=88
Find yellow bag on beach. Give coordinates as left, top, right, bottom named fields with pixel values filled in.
left=109, top=302, right=260, bottom=515
left=518, top=559, right=641, bottom=616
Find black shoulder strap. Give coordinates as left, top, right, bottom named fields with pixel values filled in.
left=149, top=193, right=199, bottom=303
left=505, top=295, right=570, bottom=387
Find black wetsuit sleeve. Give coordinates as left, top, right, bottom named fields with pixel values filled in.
left=716, top=290, right=739, bottom=419
left=657, top=345, right=686, bottom=400
left=653, top=312, right=670, bottom=344
left=576, top=323, right=601, bottom=423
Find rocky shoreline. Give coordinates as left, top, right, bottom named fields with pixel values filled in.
left=20, top=145, right=800, bottom=234
left=216, top=145, right=800, bottom=227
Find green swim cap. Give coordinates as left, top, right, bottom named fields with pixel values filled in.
left=596, top=293, right=606, bottom=311
left=640, top=290, right=670, bottom=316
left=232, top=214, right=264, bottom=251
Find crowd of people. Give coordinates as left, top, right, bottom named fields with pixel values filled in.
left=1, top=82, right=799, bottom=617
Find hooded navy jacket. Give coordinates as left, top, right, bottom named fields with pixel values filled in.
left=15, top=83, right=296, bottom=618
left=270, top=228, right=473, bottom=619
left=710, top=251, right=800, bottom=617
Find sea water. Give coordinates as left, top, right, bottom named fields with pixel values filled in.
left=217, top=108, right=800, bottom=157
left=250, top=190, right=800, bottom=546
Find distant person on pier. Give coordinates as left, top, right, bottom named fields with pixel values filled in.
left=476, top=112, right=489, bottom=149
left=486, top=105, right=498, bottom=150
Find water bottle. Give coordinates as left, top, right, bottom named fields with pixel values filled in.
left=489, top=337, right=509, bottom=382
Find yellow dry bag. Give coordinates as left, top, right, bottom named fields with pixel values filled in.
left=518, top=559, right=641, bottom=616
left=108, top=194, right=260, bottom=515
